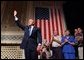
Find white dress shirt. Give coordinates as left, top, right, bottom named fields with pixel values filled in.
left=29, top=26, right=34, bottom=36
left=52, top=35, right=61, bottom=47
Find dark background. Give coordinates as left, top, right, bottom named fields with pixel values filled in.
left=63, top=1, right=83, bottom=35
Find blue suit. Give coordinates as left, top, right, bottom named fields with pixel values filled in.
left=15, top=20, right=42, bottom=59
left=61, top=35, right=76, bottom=59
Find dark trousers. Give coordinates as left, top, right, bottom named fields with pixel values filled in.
left=74, top=45, right=78, bottom=58
left=52, top=47, right=63, bottom=59
left=24, top=47, right=38, bottom=59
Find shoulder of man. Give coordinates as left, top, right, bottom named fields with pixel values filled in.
left=69, top=36, right=75, bottom=39
left=34, top=26, right=41, bottom=30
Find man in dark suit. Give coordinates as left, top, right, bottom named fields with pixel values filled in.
left=14, top=10, right=42, bottom=59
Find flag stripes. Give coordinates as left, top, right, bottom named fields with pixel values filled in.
left=35, top=7, right=66, bottom=41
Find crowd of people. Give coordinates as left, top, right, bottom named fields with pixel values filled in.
left=40, top=28, right=83, bottom=59
left=14, top=10, right=83, bottom=59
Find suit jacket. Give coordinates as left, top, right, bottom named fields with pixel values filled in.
left=15, top=20, right=42, bottom=50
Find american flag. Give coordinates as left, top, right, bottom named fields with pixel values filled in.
left=35, top=2, right=66, bottom=42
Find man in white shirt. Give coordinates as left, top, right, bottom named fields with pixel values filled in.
left=51, top=31, right=63, bottom=59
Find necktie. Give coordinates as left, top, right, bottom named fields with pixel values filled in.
left=29, top=26, right=32, bottom=36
